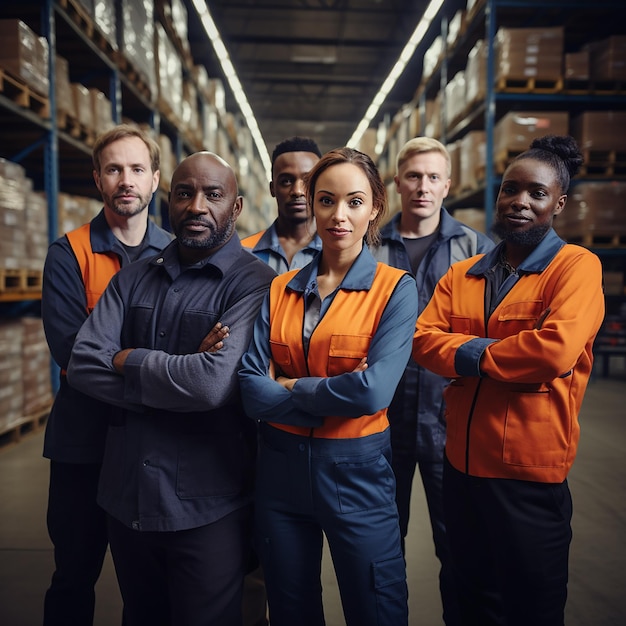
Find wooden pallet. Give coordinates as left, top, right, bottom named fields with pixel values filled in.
left=579, top=150, right=626, bottom=177
left=496, top=76, right=563, bottom=94
left=114, top=52, right=153, bottom=102
left=564, top=233, right=626, bottom=248
left=0, top=68, right=50, bottom=118
left=0, top=269, right=43, bottom=294
left=563, top=78, right=626, bottom=95
left=58, top=0, right=94, bottom=39
left=0, top=406, right=49, bottom=452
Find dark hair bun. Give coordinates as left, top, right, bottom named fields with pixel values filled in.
left=529, top=135, right=584, bottom=179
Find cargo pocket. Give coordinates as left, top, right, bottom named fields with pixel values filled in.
left=372, top=554, right=408, bottom=624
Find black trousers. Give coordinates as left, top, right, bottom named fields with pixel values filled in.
left=43, top=460, right=110, bottom=626
left=107, top=507, right=251, bottom=626
left=443, top=458, right=572, bottom=626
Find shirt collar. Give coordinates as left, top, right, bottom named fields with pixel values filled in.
left=286, top=245, right=378, bottom=295
left=468, top=228, right=566, bottom=276
left=254, top=219, right=323, bottom=253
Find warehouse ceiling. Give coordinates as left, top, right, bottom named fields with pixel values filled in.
left=187, top=0, right=464, bottom=156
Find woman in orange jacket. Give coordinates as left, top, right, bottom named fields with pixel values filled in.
left=239, top=148, right=418, bottom=626
left=413, top=135, right=605, bottom=626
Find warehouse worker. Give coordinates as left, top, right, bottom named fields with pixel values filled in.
left=412, top=135, right=605, bottom=625
left=67, top=151, right=276, bottom=625
left=371, top=136, right=493, bottom=625
left=241, top=136, right=322, bottom=271
left=240, top=135, right=322, bottom=626
left=239, top=148, right=417, bottom=626
left=41, top=124, right=171, bottom=625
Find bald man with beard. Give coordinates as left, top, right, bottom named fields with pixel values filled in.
left=67, top=152, right=276, bottom=626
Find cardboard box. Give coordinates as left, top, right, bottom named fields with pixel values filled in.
left=459, top=131, right=486, bottom=191
left=495, top=27, right=564, bottom=81
left=0, top=19, right=49, bottom=96
left=465, top=39, right=487, bottom=108
left=571, top=111, right=626, bottom=152
left=587, top=36, right=626, bottom=81
left=557, top=181, right=626, bottom=238
left=565, top=50, right=590, bottom=81
left=452, top=208, right=487, bottom=234
left=494, top=111, right=569, bottom=155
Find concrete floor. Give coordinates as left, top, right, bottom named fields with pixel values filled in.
left=0, top=374, right=624, bottom=625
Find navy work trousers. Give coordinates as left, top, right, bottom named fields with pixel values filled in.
left=255, top=424, right=408, bottom=626
left=443, top=458, right=572, bottom=626
left=43, top=460, right=110, bottom=626
left=107, top=507, right=250, bottom=626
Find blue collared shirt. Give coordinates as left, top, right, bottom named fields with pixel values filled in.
left=244, top=219, right=323, bottom=274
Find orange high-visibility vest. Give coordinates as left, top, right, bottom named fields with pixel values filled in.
left=65, top=223, right=121, bottom=314
left=268, top=262, right=406, bottom=439
left=240, top=230, right=265, bottom=249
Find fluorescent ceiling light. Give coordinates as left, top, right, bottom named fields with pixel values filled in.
left=347, top=0, right=445, bottom=149
left=191, top=0, right=272, bottom=179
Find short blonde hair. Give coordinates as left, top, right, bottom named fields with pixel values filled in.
left=396, top=137, right=451, bottom=178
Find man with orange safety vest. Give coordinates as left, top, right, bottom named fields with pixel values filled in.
left=41, top=124, right=171, bottom=626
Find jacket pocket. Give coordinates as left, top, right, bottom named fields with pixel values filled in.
left=503, top=389, right=568, bottom=467
left=327, top=334, right=370, bottom=376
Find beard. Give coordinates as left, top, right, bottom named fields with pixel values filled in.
left=103, top=190, right=151, bottom=218
left=491, top=220, right=552, bottom=247
left=175, top=214, right=236, bottom=251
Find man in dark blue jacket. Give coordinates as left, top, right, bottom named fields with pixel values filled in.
left=371, top=137, right=494, bottom=626
left=67, top=152, right=276, bottom=626
left=42, top=124, right=171, bottom=625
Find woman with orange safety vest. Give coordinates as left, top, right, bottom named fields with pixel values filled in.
left=239, top=147, right=418, bottom=626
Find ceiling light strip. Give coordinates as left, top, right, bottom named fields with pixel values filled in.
left=346, top=0, right=445, bottom=150
left=191, top=0, right=272, bottom=179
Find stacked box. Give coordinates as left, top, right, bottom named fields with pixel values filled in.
left=444, top=71, right=466, bottom=129
left=0, top=19, right=49, bottom=96
left=55, top=55, right=74, bottom=125
left=571, top=111, right=626, bottom=151
left=423, top=93, right=442, bottom=139
left=0, top=159, right=27, bottom=270
left=155, top=22, right=183, bottom=123
left=118, top=0, right=156, bottom=99
left=24, top=187, right=48, bottom=272
left=565, top=50, right=590, bottom=80
left=556, top=181, right=626, bottom=238
left=465, top=39, right=487, bottom=108
left=160, top=0, right=190, bottom=54
left=93, top=0, right=118, bottom=51
left=452, top=208, right=487, bottom=234
left=447, top=10, right=466, bottom=50
left=459, top=131, right=486, bottom=191
left=157, top=134, right=175, bottom=192
left=57, top=193, right=100, bottom=236
left=422, top=35, right=443, bottom=83
left=447, top=141, right=461, bottom=197
left=90, top=88, right=114, bottom=135
left=21, top=317, right=53, bottom=416
left=71, top=83, right=93, bottom=129
left=494, top=111, right=569, bottom=155
left=181, top=79, right=200, bottom=138
left=495, top=27, right=564, bottom=81
left=587, top=36, right=626, bottom=81
left=0, top=319, right=24, bottom=434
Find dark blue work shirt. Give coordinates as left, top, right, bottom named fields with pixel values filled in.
left=67, top=235, right=276, bottom=531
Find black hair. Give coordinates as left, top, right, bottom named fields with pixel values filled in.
left=271, top=136, right=322, bottom=168
left=513, top=135, right=584, bottom=194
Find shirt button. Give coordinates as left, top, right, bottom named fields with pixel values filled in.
left=143, top=459, right=150, bottom=466
left=298, top=443, right=305, bottom=452
left=159, top=331, right=165, bottom=337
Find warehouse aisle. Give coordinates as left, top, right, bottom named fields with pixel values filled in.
left=0, top=375, right=624, bottom=626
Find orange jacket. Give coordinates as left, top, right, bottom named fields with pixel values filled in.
left=413, top=239, right=604, bottom=482
left=268, top=262, right=408, bottom=439
left=240, top=230, right=265, bottom=249
left=65, top=223, right=120, bottom=314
